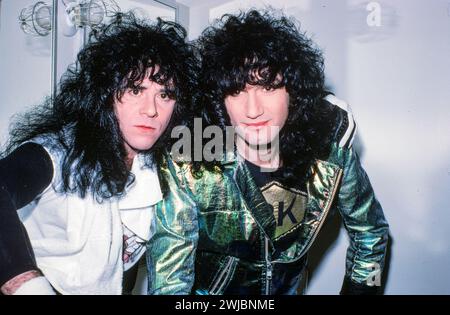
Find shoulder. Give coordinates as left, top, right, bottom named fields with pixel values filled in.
left=1, top=142, right=53, bottom=176
left=23, top=133, right=68, bottom=186
left=26, top=132, right=68, bottom=161
left=321, top=94, right=357, bottom=149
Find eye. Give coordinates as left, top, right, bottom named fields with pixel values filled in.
left=262, top=86, right=275, bottom=92
left=230, top=90, right=242, bottom=97
left=129, top=86, right=143, bottom=96
left=158, top=91, right=175, bottom=102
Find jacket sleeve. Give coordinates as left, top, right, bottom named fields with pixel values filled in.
left=336, top=146, right=389, bottom=294
left=0, top=143, right=54, bottom=288
left=146, top=163, right=199, bottom=295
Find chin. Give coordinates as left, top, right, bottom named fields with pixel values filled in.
left=132, top=141, right=157, bottom=152
left=242, top=138, right=269, bottom=148
left=243, top=133, right=276, bottom=146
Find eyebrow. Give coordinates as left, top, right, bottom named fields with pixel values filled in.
left=129, top=83, right=175, bottom=94
left=130, top=84, right=146, bottom=90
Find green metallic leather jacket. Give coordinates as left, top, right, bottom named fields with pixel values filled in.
left=146, top=97, right=389, bottom=295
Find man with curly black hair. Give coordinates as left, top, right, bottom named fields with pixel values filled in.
left=0, top=13, right=198, bottom=295
left=150, top=10, right=389, bottom=295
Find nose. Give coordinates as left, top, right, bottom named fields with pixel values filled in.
left=245, top=91, right=264, bottom=119
left=140, top=94, right=158, bottom=118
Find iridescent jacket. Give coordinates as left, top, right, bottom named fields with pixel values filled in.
left=146, top=95, right=389, bottom=295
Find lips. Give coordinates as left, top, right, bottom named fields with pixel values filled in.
left=243, top=120, right=269, bottom=127
left=135, top=125, right=156, bottom=131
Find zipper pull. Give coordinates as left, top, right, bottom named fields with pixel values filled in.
left=267, top=264, right=273, bottom=280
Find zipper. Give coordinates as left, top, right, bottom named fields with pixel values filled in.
left=272, top=169, right=343, bottom=264
left=265, top=236, right=272, bottom=295
left=232, top=158, right=276, bottom=294
left=209, top=256, right=237, bottom=295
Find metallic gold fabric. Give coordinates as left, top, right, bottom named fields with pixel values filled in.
left=147, top=142, right=389, bottom=294
left=146, top=157, right=198, bottom=295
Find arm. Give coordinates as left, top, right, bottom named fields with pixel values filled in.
left=0, top=143, right=55, bottom=294
left=336, top=147, right=389, bottom=294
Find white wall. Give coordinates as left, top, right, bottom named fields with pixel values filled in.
left=0, top=0, right=52, bottom=146
left=117, top=0, right=176, bottom=21
left=188, top=0, right=450, bottom=294
left=344, top=0, right=450, bottom=295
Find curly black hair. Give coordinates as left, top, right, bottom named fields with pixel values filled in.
left=196, top=9, right=336, bottom=186
left=4, top=12, right=198, bottom=201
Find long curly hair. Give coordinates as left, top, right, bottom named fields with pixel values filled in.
left=196, top=9, right=336, bottom=186
left=4, top=12, right=198, bottom=201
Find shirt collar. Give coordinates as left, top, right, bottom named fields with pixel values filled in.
left=118, top=154, right=163, bottom=210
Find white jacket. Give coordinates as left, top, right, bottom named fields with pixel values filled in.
left=17, top=135, right=162, bottom=294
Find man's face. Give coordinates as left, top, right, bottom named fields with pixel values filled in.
left=114, top=75, right=175, bottom=160
left=224, top=84, right=289, bottom=146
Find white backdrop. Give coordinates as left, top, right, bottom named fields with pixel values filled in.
left=0, top=0, right=52, bottom=146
